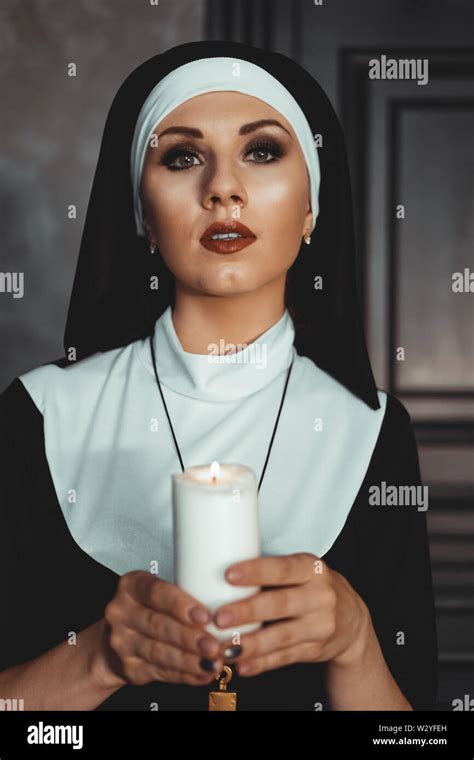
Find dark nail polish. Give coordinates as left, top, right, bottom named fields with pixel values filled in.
left=197, top=635, right=218, bottom=658
left=224, top=645, right=242, bottom=659
left=199, top=658, right=217, bottom=672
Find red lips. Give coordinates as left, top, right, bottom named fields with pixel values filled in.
left=200, top=220, right=257, bottom=254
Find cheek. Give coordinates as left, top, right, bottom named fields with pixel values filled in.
left=141, top=174, right=189, bottom=233
left=157, top=197, right=189, bottom=238
left=254, top=173, right=307, bottom=234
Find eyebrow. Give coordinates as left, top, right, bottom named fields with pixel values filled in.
left=157, top=119, right=292, bottom=140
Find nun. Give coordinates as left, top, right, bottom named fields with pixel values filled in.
left=0, top=40, right=438, bottom=711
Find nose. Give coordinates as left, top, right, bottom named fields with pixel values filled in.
left=201, top=157, right=248, bottom=214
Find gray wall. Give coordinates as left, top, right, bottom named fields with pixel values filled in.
left=0, top=0, right=205, bottom=390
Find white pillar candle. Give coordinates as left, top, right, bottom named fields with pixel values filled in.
left=172, top=462, right=262, bottom=642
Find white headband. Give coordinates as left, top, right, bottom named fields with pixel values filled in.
left=130, top=56, right=320, bottom=237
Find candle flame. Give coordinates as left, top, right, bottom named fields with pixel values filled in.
left=210, top=461, right=220, bottom=482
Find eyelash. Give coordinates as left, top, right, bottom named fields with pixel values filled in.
left=159, top=140, right=284, bottom=171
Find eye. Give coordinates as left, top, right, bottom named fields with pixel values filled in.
left=160, top=146, right=201, bottom=171
left=159, top=138, right=285, bottom=172
left=244, top=140, right=284, bottom=164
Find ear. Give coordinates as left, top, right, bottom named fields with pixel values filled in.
left=303, top=209, right=313, bottom=235
left=142, top=216, right=152, bottom=240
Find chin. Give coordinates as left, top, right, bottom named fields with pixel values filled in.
left=190, top=276, right=261, bottom=298
left=198, top=284, right=252, bottom=298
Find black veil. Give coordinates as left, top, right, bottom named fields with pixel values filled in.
left=64, top=40, right=380, bottom=410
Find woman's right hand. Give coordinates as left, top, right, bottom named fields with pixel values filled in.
left=97, top=570, right=225, bottom=688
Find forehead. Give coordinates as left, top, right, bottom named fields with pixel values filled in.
left=151, top=90, right=296, bottom=139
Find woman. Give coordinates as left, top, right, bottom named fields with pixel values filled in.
left=0, top=40, right=438, bottom=711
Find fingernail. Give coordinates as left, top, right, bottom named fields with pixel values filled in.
left=197, top=636, right=218, bottom=658
left=216, top=610, right=234, bottom=627
left=190, top=607, right=209, bottom=624
left=199, top=658, right=218, bottom=672
left=224, top=645, right=242, bottom=659
left=227, top=568, right=243, bottom=582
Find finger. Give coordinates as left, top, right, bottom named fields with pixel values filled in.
left=124, top=571, right=211, bottom=627
left=235, top=640, right=322, bottom=678
left=119, top=654, right=218, bottom=687
left=215, top=583, right=319, bottom=629
left=221, top=613, right=336, bottom=662
left=225, top=553, right=319, bottom=587
left=125, top=600, right=221, bottom=660
left=164, top=670, right=216, bottom=686
left=130, top=629, right=225, bottom=679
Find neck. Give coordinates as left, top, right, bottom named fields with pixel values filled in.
left=171, top=277, right=287, bottom=355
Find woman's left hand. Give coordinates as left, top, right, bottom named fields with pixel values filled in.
left=214, top=553, right=372, bottom=677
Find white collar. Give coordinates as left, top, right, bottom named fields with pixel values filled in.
left=18, top=316, right=387, bottom=581
left=137, top=305, right=296, bottom=402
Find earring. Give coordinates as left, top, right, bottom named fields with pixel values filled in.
left=304, top=233, right=311, bottom=245
left=149, top=242, right=156, bottom=254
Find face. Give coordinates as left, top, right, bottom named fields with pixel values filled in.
left=140, top=91, right=312, bottom=298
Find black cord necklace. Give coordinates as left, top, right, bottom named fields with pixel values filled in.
left=148, top=334, right=294, bottom=493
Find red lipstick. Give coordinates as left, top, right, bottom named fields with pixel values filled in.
left=200, top=220, right=257, bottom=254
